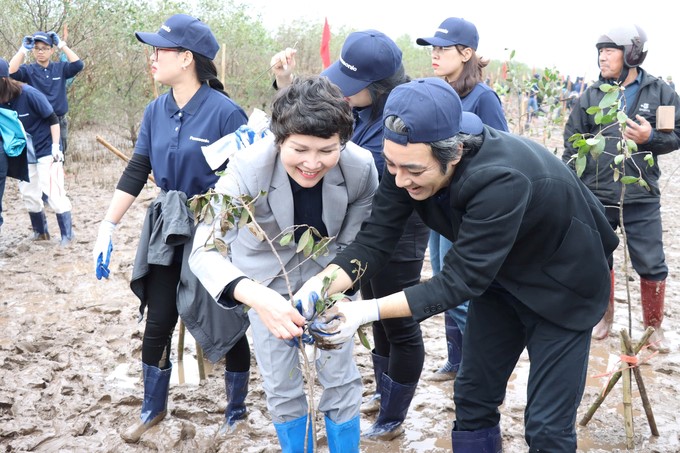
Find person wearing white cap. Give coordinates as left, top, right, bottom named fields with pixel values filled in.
left=295, top=77, right=618, bottom=452
left=276, top=30, right=430, bottom=441
left=416, top=16, right=508, bottom=383
left=0, top=57, right=73, bottom=245
left=91, top=14, right=249, bottom=443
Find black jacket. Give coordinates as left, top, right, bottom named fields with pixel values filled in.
left=333, top=127, right=619, bottom=331
left=563, top=68, right=680, bottom=205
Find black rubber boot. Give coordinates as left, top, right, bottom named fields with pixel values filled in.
left=219, top=370, right=249, bottom=433
left=28, top=210, right=50, bottom=240
left=362, top=373, right=417, bottom=441
left=360, top=351, right=389, bottom=414
left=56, top=211, right=74, bottom=246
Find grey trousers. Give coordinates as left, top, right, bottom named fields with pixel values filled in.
left=248, top=309, right=362, bottom=424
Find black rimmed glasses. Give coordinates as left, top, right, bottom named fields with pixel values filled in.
left=153, top=47, right=183, bottom=59
left=430, top=46, right=457, bottom=55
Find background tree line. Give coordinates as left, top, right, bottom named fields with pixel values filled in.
left=0, top=0, right=534, bottom=148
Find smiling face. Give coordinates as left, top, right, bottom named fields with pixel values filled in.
left=383, top=139, right=460, bottom=200
left=598, top=47, right=624, bottom=80
left=279, top=134, right=342, bottom=188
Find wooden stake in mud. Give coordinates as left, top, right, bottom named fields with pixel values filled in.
left=622, top=330, right=659, bottom=436
left=579, top=326, right=659, bottom=449
left=621, top=334, right=634, bottom=449
left=579, top=327, right=655, bottom=427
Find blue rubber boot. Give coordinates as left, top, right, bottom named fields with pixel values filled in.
left=56, top=211, right=74, bottom=246
left=451, top=422, right=503, bottom=452
left=28, top=210, right=50, bottom=240
left=219, top=370, right=249, bottom=433
left=325, top=415, right=359, bottom=453
left=430, top=314, right=463, bottom=381
left=362, top=373, right=417, bottom=441
left=121, top=363, right=172, bottom=443
left=274, top=414, right=314, bottom=453
left=360, top=351, right=389, bottom=414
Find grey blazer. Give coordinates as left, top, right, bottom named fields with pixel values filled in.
left=189, top=136, right=378, bottom=307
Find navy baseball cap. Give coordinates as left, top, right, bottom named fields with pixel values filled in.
left=33, top=32, right=52, bottom=46
left=135, top=14, right=219, bottom=60
left=321, top=30, right=402, bottom=97
left=416, top=17, right=479, bottom=50
left=0, top=58, right=8, bottom=78
left=383, top=78, right=483, bottom=145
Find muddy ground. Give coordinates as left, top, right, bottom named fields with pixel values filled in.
left=1, top=126, right=679, bottom=452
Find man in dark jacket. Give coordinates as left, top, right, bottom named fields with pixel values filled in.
left=563, top=24, right=680, bottom=352
left=285, top=77, right=619, bottom=452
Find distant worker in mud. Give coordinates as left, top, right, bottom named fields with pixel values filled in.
left=293, top=77, right=619, bottom=452
left=0, top=58, right=74, bottom=246
left=8, top=29, right=84, bottom=158
left=563, top=24, right=680, bottom=353
left=91, top=14, right=250, bottom=443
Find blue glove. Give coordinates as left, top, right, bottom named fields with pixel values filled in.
left=95, top=240, right=113, bottom=280
left=22, top=36, right=34, bottom=51
left=93, top=220, right=116, bottom=280
left=284, top=332, right=315, bottom=349
left=47, top=31, right=60, bottom=47
left=291, top=276, right=324, bottom=321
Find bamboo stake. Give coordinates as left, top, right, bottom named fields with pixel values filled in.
left=579, top=326, right=655, bottom=426
left=95, top=135, right=155, bottom=185
left=621, top=334, right=634, bottom=449
left=177, top=319, right=185, bottom=361
left=621, top=330, right=659, bottom=436
left=195, top=339, right=206, bottom=381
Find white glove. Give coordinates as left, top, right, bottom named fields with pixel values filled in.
left=309, top=299, right=380, bottom=347
left=51, top=144, right=64, bottom=162
left=291, top=276, right=324, bottom=320
left=93, top=220, right=116, bottom=279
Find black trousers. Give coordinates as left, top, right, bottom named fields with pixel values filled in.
left=361, top=212, right=429, bottom=384
left=141, top=251, right=249, bottom=371
left=454, top=281, right=591, bottom=452
left=605, top=202, right=667, bottom=280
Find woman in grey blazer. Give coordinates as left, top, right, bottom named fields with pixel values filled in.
left=189, top=76, right=378, bottom=452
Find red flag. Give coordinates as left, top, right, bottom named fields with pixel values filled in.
left=501, top=62, right=508, bottom=80
left=320, top=18, right=331, bottom=69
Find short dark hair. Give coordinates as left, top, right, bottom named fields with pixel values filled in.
left=384, top=115, right=482, bottom=174
left=270, top=76, right=354, bottom=145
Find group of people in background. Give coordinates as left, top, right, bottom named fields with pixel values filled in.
left=0, top=11, right=677, bottom=453
left=0, top=29, right=83, bottom=244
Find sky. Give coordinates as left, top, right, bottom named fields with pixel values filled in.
left=243, top=0, right=678, bottom=84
